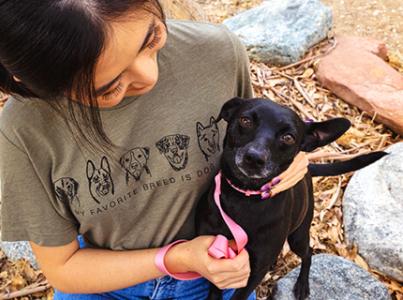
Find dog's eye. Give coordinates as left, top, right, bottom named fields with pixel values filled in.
left=239, top=117, right=253, bottom=128
left=281, top=134, right=295, bottom=145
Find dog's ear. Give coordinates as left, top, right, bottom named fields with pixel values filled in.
left=86, top=160, right=95, bottom=180
left=101, top=156, right=112, bottom=175
left=216, top=97, right=246, bottom=123
left=301, top=118, right=351, bottom=152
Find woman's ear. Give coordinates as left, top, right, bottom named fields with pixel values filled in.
left=301, top=118, right=351, bottom=152
left=215, top=97, right=245, bottom=123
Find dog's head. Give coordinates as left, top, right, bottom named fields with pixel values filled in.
left=86, top=156, right=114, bottom=197
left=156, top=134, right=190, bottom=171
left=120, top=147, right=150, bottom=177
left=217, top=97, right=350, bottom=187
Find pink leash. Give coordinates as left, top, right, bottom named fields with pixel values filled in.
left=207, top=171, right=248, bottom=259
left=155, top=171, right=249, bottom=280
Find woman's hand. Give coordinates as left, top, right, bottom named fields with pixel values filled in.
left=164, top=236, right=251, bottom=289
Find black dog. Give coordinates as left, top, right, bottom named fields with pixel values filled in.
left=195, top=97, right=386, bottom=300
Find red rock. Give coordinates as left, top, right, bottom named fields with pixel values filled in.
left=316, top=35, right=403, bottom=135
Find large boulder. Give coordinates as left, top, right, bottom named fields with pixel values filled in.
left=316, top=36, right=403, bottom=135
left=273, top=254, right=391, bottom=300
left=223, top=0, right=332, bottom=65
left=343, top=142, right=403, bottom=282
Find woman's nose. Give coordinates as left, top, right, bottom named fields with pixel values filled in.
left=126, top=54, right=159, bottom=86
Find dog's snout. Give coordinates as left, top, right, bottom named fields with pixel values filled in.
left=244, top=148, right=267, bottom=167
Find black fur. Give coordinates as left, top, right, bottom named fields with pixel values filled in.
left=195, top=97, right=386, bottom=300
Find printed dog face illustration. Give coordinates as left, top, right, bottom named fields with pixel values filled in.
left=86, top=156, right=114, bottom=204
left=120, top=147, right=152, bottom=183
left=156, top=134, right=190, bottom=171
left=197, top=116, right=220, bottom=161
left=54, top=177, right=80, bottom=207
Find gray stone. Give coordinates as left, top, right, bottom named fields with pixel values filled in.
left=0, top=182, right=38, bottom=268
left=343, top=142, right=403, bottom=282
left=273, top=254, right=391, bottom=300
left=223, top=0, right=332, bottom=66
left=0, top=240, right=38, bottom=269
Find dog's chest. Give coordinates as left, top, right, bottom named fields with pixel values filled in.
left=198, top=183, right=292, bottom=242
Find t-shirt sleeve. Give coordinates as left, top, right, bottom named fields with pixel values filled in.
left=0, top=130, right=78, bottom=246
left=222, top=25, right=255, bottom=99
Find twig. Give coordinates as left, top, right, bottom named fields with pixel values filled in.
left=326, top=177, right=343, bottom=210
left=377, top=135, right=388, bottom=151
left=266, top=86, right=316, bottom=121
left=293, top=80, right=316, bottom=107
left=0, top=281, right=50, bottom=299
left=270, top=70, right=317, bottom=108
left=278, top=38, right=338, bottom=71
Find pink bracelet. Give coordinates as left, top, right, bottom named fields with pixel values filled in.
left=154, top=240, right=201, bottom=280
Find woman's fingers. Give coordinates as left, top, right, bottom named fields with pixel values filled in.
left=211, top=271, right=250, bottom=289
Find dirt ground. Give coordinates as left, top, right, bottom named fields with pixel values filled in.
left=323, top=0, right=403, bottom=54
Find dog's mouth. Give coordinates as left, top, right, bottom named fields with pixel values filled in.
left=170, top=152, right=185, bottom=164
left=237, top=167, right=270, bottom=179
left=236, top=162, right=277, bottom=179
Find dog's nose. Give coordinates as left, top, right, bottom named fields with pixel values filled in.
left=244, top=149, right=267, bottom=167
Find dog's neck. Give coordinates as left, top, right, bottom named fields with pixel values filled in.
left=219, top=161, right=282, bottom=191
left=220, top=152, right=308, bottom=197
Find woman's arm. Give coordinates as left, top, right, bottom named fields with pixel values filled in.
left=30, top=238, right=163, bottom=293
left=30, top=235, right=250, bottom=293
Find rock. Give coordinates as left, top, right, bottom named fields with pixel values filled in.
left=0, top=241, right=38, bottom=269
left=273, top=254, right=391, bottom=300
left=343, top=142, right=403, bottom=282
left=0, top=176, right=37, bottom=269
left=316, top=35, right=403, bottom=135
left=223, top=0, right=332, bottom=66
left=160, top=0, right=208, bottom=21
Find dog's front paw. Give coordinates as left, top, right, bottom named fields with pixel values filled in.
left=293, top=279, right=309, bottom=300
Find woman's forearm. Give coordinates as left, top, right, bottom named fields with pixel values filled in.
left=52, top=247, right=165, bottom=293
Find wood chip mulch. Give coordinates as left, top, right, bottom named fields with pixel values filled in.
left=250, top=37, right=403, bottom=300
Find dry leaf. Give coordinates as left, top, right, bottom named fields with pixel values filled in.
left=354, top=254, right=370, bottom=271
left=301, top=68, right=314, bottom=78
left=388, top=49, right=403, bottom=72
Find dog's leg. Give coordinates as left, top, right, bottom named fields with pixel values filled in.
left=229, top=267, right=266, bottom=300
left=287, top=222, right=312, bottom=300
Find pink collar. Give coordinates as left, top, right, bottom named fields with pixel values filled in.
left=224, top=172, right=282, bottom=199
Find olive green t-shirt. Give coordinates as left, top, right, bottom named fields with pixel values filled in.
left=0, top=19, right=254, bottom=249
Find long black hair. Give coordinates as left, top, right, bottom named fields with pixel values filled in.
left=0, top=0, right=166, bottom=154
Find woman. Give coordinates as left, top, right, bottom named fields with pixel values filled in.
left=0, top=0, right=256, bottom=299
